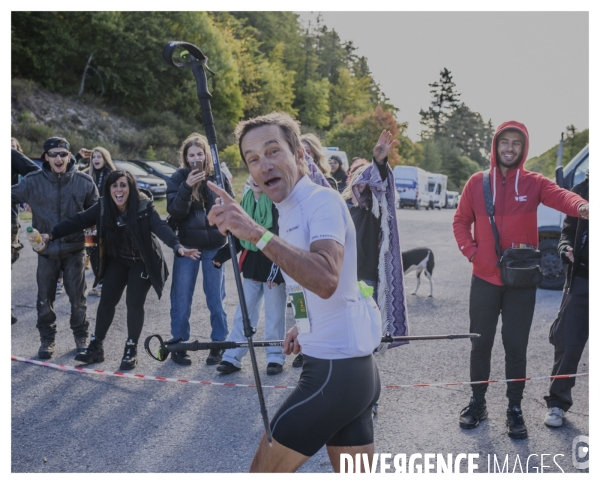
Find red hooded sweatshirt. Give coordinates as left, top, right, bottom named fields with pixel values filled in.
left=453, top=121, right=586, bottom=286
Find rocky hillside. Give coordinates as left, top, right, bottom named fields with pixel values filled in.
left=10, top=79, right=216, bottom=167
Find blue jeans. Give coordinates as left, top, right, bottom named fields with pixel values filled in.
left=170, top=247, right=228, bottom=342
left=222, top=278, right=287, bottom=368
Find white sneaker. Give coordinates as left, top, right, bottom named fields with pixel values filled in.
left=88, top=285, right=102, bottom=297
left=544, top=407, right=564, bottom=427
left=56, top=282, right=65, bottom=295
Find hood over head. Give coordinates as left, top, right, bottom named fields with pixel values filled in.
left=490, top=121, right=529, bottom=171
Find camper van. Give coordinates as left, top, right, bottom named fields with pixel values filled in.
left=427, top=173, right=448, bottom=209
left=393, top=165, right=430, bottom=210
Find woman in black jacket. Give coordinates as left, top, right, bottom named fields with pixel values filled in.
left=166, top=133, right=234, bottom=366
left=329, top=155, right=348, bottom=194
left=42, top=170, right=199, bottom=370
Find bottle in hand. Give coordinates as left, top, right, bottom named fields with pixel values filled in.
left=26, top=227, right=46, bottom=252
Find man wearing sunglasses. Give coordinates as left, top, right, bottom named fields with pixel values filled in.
left=12, top=137, right=99, bottom=359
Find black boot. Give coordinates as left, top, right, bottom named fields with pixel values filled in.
left=506, top=405, right=528, bottom=439
left=74, top=335, right=104, bottom=364
left=38, top=340, right=56, bottom=359
left=171, top=350, right=192, bottom=366
left=459, top=396, right=488, bottom=429
left=206, top=348, right=224, bottom=365
left=119, top=339, right=138, bottom=371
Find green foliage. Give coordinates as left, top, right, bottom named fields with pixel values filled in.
left=328, top=106, right=403, bottom=166
left=416, top=67, right=494, bottom=187
left=12, top=12, right=399, bottom=166
left=144, top=145, right=157, bottom=161
left=419, top=68, right=461, bottom=139
left=12, top=111, right=53, bottom=146
left=525, top=128, right=589, bottom=178
left=219, top=144, right=243, bottom=169
left=419, top=139, right=443, bottom=173
left=297, top=78, right=330, bottom=128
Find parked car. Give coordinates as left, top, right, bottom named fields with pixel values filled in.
left=536, top=144, right=589, bottom=289
left=114, top=160, right=167, bottom=199
left=446, top=190, right=459, bottom=209
left=128, top=160, right=177, bottom=184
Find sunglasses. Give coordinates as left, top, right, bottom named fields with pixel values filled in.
left=47, top=151, right=69, bottom=159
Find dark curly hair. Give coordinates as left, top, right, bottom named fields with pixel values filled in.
left=102, top=170, right=142, bottom=258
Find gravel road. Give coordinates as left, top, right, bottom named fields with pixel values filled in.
left=11, top=206, right=588, bottom=473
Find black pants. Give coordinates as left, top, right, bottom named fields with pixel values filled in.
left=469, top=275, right=537, bottom=405
left=36, top=250, right=88, bottom=341
left=94, top=257, right=152, bottom=343
left=544, top=277, right=589, bottom=411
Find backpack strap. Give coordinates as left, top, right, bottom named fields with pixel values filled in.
left=482, top=169, right=503, bottom=262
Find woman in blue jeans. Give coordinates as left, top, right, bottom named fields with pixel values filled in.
left=166, top=133, right=234, bottom=366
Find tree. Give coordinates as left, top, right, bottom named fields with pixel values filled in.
left=443, top=103, right=494, bottom=168
left=327, top=106, right=403, bottom=166
left=419, top=68, right=461, bottom=139
left=297, top=78, right=331, bottom=129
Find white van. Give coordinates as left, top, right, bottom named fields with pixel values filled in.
left=427, top=173, right=448, bottom=209
left=446, top=190, right=459, bottom=209
left=393, top=165, right=430, bottom=210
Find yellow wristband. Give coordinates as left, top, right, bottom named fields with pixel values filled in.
left=256, top=231, right=274, bottom=250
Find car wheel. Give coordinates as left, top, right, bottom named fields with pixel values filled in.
left=538, top=238, right=565, bottom=290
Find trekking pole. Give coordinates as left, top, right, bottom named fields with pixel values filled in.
left=162, top=41, right=273, bottom=445
left=145, top=333, right=481, bottom=362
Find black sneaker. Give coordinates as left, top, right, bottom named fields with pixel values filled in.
left=292, top=353, right=304, bottom=368
left=75, top=335, right=104, bottom=364
left=459, top=397, right=488, bottom=429
left=206, top=348, right=224, bottom=365
left=11, top=311, right=17, bottom=325
left=506, top=405, right=528, bottom=439
left=119, top=339, right=138, bottom=371
left=171, top=350, right=192, bottom=366
left=38, top=340, right=55, bottom=359
left=266, top=363, right=283, bottom=375
left=216, top=361, right=241, bottom=374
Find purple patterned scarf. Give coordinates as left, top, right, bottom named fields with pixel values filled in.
left=352, top=161, right=409, bottom=348
left=304, top=153, right=332, bottom=188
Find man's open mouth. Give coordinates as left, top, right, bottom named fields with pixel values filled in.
left=264, top=177, right=280, bottom=187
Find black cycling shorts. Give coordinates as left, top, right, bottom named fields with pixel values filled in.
left=270, top=354, right=381, bottom=457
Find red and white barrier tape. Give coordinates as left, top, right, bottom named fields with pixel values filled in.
left=11, top=355, right=589, bottom=390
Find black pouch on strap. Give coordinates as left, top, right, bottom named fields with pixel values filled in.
left=482, top=170, right=542, bottom=288
left=499, top=247, right=542, bottom=288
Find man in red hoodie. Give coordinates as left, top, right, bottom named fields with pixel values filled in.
left=453, top=121, right=589, bottom=439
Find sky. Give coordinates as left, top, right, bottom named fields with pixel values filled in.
left=296, top=11, right=589, bottom=159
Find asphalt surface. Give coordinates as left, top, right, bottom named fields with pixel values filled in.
left=11, top=207, right=589, bottom=473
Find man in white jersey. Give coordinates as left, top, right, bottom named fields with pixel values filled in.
left=208, top=112, right=396, bottom=472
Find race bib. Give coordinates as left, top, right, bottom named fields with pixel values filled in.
left=287, top=284, right=311, bottom=334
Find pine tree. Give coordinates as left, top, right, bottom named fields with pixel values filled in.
left=419, top=68, right=461, bottom=139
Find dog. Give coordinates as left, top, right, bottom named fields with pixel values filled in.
left=401, top=247, right=435, bottom=297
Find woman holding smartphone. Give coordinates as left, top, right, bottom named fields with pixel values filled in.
left=166, top=133, right=234, bottom=366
